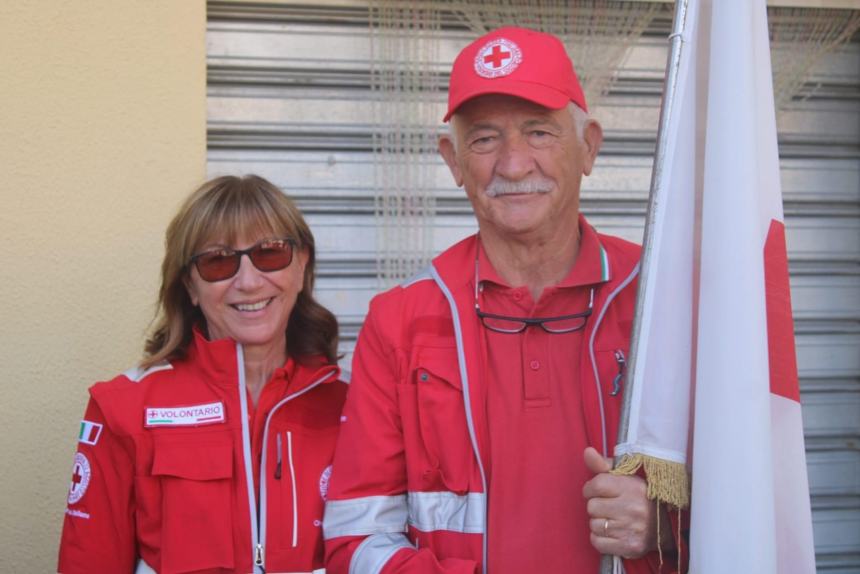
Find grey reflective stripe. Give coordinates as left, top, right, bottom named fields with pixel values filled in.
left=428, top=264, right=489, bottom=570
left=134, top=559, right=326, bottom=574
left=588, top=262, right=640, bottom=457
left=324, top=491, right=486, bottom=538
left=135, top=559, right=156, bottom=574
left=401, top=266, right=434, bottom=288
left=324, top=494, right=408, bottom=539
left=236, top=343, right=264, bottom=573
left=349, top=533, right=414, bottom=574
left=122, top=361, right=173, bottom=382
left=407, top=491, right=485, bottom=534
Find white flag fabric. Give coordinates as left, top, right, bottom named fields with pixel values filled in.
left=614, top=0, right=816, bottom=572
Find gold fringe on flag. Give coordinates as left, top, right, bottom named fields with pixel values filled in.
left=611, top=453, right=690, bottom=509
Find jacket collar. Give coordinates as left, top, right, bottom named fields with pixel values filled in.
left=185, top=327, right=339, bottom=392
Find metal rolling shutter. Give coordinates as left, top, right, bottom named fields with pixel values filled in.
left=206, top=2, right=859, bottom=570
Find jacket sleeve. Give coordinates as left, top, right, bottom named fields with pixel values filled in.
left=58, top=396, right=136, bottom=574
left=323, top=296, right=477, bottom=574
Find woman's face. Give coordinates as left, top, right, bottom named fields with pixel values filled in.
left=185, top=232, right=308, bottom=357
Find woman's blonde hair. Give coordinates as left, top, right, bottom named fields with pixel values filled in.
left=141, top=175, right=338, bottom=368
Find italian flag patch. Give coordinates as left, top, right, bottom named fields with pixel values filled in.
left=78, top=420, right=103, bottom=445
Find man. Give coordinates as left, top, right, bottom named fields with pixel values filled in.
left=324, top=26, right=682, bottom=573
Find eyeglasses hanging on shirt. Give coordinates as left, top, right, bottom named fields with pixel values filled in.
left=473, top=255, right=594, bottom=335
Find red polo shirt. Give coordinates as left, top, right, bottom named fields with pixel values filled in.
left=479, top=219, right=608, bottom=573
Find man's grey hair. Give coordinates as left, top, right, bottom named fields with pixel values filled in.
left=567, top=102, right=588, bottom=140
left=447, top=101, right=590, bottom=150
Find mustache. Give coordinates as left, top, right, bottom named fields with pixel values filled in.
left=485, top=176, right=554, bottom=197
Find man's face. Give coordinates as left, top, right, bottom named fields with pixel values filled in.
left=439, top=94, right=602, bottom=242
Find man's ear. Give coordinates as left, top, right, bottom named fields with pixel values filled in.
left=438, top=135, right=464, bottom=187
left=581, top=119, right=604, bottom=176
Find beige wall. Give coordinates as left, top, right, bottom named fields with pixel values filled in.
left=0, top=2, right=206, bottom=570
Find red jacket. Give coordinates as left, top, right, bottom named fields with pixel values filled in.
left=324, top=227, right=679, bottom=574
left=58, top=330, right=346, bottom=574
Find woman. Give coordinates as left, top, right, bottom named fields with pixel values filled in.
left=58, top=175, right=345, bottom=574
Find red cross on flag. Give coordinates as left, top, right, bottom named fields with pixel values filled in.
left=612, top=0, right=816, bottom=572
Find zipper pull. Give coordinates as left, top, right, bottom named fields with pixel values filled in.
left=610, top=349, right=626, bottom=396
left=254, top=543, right=265, bottom=566
left=275, top=432, right=282, bottom=480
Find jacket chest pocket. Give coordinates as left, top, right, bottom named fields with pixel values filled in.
left=151, top=434, right=235, bottom=572
left=264, top=427, right=337, bottom=568
left=397, top=349, right=473, bottom=494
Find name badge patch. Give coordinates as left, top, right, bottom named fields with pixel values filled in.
left=145, top=401, right=225, bottom=427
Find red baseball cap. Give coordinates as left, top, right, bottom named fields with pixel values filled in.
left=444, top=26, right=587, bottom=122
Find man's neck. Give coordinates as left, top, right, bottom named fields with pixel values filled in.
left=480, top=223, right=581, bottom=302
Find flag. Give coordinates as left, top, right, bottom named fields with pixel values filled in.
left=613, top=0, right=816, bottom=572
left=78, top=419, right=103, bottom=446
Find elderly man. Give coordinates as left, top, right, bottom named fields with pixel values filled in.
left=324, top=27, right=681, bottom=574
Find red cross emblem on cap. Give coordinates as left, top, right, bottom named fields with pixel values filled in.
left=474, top=38, right=522, bottom=79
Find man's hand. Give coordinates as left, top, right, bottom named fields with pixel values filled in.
left=582, top=447, right=658, bottom=559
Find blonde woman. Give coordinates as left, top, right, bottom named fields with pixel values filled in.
left=59, top=175, right=344, bottom=574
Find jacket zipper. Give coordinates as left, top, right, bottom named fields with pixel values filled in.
left=429, top=263, right=489, bottom=572
left=275, top=433, right=282, bottom=480
left=257, top=370, right=337, bottom=566
left=235, top=343, right=265, bottom=573
left=587, top=263, right=640, bottom=457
